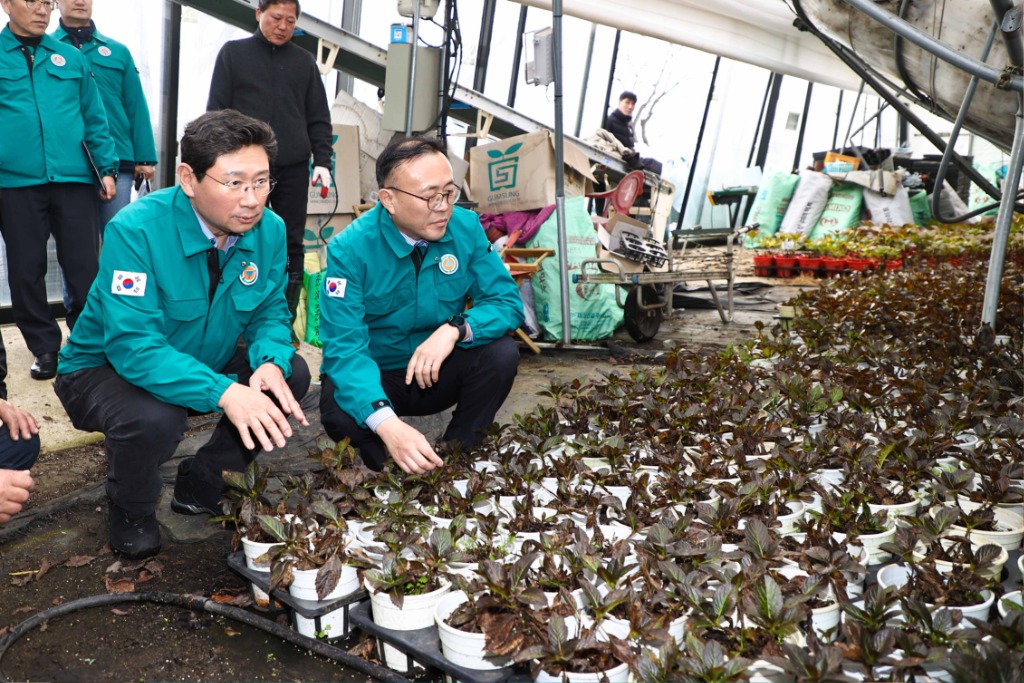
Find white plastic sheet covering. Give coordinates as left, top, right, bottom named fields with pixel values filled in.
left=511, top=0, right=862, bottom=91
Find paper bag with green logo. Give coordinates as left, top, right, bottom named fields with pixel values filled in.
left=468, top=131, right=595, bottom=214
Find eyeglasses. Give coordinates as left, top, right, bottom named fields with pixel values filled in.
left=205, top=175, right=277, bottom=197
left=385, top=185, right=461, bottom=211
left=22, top=0, right=56, bottom=11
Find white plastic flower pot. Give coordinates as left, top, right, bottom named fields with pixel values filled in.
left=876, top=563, right=995, bottom=628
left=289, top=564, right=361, bottom=639
left=534, top=660, right=629, bottom=683
left=848, top=526, right=897, bottom=565
left=366, top=579, right=450, bottom=672
left=867, top=495, right=920, bottom=525
left=434, top=590, right=513, bottom=671
left=241, top=537, right=282, bottom=608
left=952, top=508, right=1024, bottom=553
left=810, top=600, right=841, bottom=642
left=997, top=590, right=1022, bottom=619
left=957, top=488, right=1024, bottom=518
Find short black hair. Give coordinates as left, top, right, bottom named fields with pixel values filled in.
left=376, top=136, right=448, bottom=188
left=258, top=0, right=300, bottom=16
left=181, top=110, right=278, bottom=179
left=619, top=91, right=637, bottom=103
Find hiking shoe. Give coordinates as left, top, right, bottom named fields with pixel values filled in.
left=108, top=501, right=161, bottom=560
left=170, top=458, right=222, bottom=516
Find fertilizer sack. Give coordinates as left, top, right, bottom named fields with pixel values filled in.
left=744, top=171, right=800, bottom=248
left=908, top=190, right=932, bottom=226
left=809, top=182, right=864, bottom=240
left=863, top=185, right=913, bottom=226
left=780, top=170, right=833, bottom=237
left=527, top=196, right=623, bottom=341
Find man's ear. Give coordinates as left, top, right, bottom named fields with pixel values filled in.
left=378, top=188, right=396, bottom=214
left=178, top=164, right=196, bottom=198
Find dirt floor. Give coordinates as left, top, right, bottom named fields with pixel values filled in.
left=0, top=263, right=800, bottom=682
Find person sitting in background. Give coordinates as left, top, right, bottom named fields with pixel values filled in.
left=603, top=90, right=662, bottom=175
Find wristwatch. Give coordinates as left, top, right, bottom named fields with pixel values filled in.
left=445, top=314, right=468, bottom=342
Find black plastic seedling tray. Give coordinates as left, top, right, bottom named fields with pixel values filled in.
left=227, top=551, right=366, bottom=638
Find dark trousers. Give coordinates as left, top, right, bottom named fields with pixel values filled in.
left=0, top=183, right=99, bottom=356
left=53, top=351, right=311, bottom=516
left=320, top=336, right=520, bottom=470
left=268, top=161, right=310, bottom=281
left=0, top=425, right=40, bottom=471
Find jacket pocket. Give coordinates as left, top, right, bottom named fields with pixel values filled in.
left=435, top=273, right=470, bottom=304
left=164, top=297, right=205, bottom=322
left=232, top=286, right=271, bottom=313
left=44, top=64, right=83, bottom=81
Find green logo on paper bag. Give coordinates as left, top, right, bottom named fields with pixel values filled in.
left=486, top=142, right=522, bottom=191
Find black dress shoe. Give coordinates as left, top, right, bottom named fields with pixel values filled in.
left=30, top=352, right=57, bottom=380
left=108, top=501, right=161, bottom=560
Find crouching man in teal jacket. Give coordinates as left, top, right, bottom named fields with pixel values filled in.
left=319, top=137, right=524, bottom=474
left=54, top=110, right=310, bottom=560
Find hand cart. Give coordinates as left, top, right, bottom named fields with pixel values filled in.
left=574, top=224, right=744, bottom=342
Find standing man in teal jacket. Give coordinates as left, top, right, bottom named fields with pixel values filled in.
left=319, top=137, right=524, bottom=474
left=54, top=0, right=158, bottom=231
left=54, top=110, right=310, bottom=560
left=0, top=0, right=117, bottom=381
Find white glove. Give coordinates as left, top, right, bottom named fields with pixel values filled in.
left=312, top=166, right=332, bottom=188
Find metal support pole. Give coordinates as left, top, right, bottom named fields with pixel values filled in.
left=831, top=90, right=844, bottom=150
left=793, top=82, right=814, bottom=170
left=676, top=56, right=721, bottom=232
left=754, top=72, right=784, bottom=172
left=466, top=0, right=497, bottom=149
left=159, top=0, right=181, bottom=190
left=337, top=0, right=361, bottom=96
left=843, top=81, right=865, bottom=153
left=982, top=0, right=1024, bottom=328
left=746, top=74, right=773, bottom=168
left=574, top=23, right=597, bottom=137
left=506, top=6, right=529, bottom=107
left=982, top=97, right=1023, bottom=329
left=601, top=30, right=622, bottom=129
left=404, top=0, right=423, bottom=137
left=552, top=0, right=571, bottom=344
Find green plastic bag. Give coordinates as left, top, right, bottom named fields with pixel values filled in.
left=527, top=196, right=623, bottom=341
left=744, top=172, right=800, bottom=248
left=908, top=189, right=932, bottom=226
left=969, top=162, right=1003, bottom=218
left=304, top=269, right=324, bottom=348
left=808, top=182, right=863, bottom=240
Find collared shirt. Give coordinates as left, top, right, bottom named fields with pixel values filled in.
left=195, top=209, right=240, bottom=253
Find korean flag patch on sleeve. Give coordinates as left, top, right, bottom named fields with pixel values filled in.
left=325, top=277, right=347, bottom=298
left=111, top=271, right=148, bottom=296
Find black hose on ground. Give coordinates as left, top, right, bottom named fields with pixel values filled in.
left=0, top=591, right=410, bottom=683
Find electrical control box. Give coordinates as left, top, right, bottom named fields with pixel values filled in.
left=382, top=43, right=441, bottom=133
left=524, top=27, right=554, bottom=86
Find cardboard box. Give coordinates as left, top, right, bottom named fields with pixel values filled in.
left=595, top=213, right=653, bottom=275
left=304, top=213, right=354, bottom=267
left=307, top=124, right=362, bottom=215
left=469, top=131, right=595, bottom=214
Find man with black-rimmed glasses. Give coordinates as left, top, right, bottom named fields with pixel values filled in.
left=54, top=110, right=310, bottom=560
left=318, top=136, right=524, bottom=475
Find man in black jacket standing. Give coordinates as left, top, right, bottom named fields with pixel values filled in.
left=603, top=91, right=662, bottom=175
left=208, top=0, right=333, bottom=339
